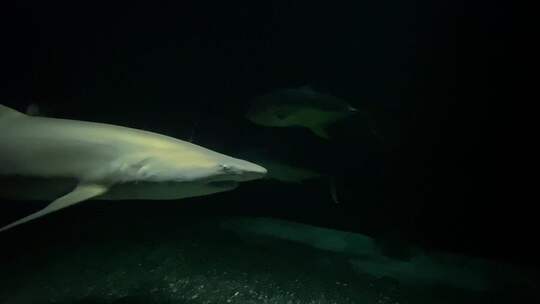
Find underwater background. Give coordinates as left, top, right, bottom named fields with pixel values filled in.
left=1, top=1, right=530, bottom=303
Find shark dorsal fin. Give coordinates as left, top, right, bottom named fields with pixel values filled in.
left=25, top=103, right=41, bottom=116
left=0, top=104, right=24, bottom=119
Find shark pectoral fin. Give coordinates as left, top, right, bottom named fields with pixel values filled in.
left=310, top=126, right=330, bottom=139
left=0, top=183, right=108, bottom=232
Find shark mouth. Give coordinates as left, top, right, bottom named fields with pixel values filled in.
left=206, top=180, right=239, bottom=189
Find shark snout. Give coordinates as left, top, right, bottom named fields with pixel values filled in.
left=220, top=159, right=267, bottom=181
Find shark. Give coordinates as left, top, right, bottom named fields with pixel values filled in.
left=0, top=104, right=267, bottom=232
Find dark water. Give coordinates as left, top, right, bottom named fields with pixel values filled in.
left=1, top=1, right=530, bottom=303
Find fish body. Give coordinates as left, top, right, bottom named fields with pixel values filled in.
left=246, top=86, right=357, bottom=138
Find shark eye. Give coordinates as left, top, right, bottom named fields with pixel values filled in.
left=220, top=164, right=233, bottom=172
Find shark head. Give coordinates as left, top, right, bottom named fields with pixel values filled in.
left=102, top=142, right=268, bottom=200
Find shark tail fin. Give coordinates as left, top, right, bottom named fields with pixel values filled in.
left=0, top=183, right=108, bottom=233
left=0, top=104, right=24, bottom=119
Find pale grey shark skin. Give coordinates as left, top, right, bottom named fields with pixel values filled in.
left=0, top=105, right=267, bottom=232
